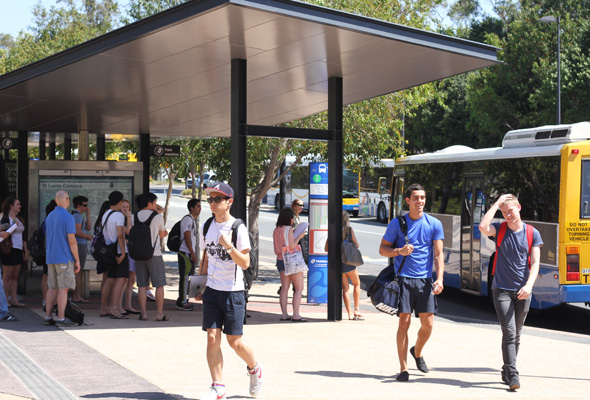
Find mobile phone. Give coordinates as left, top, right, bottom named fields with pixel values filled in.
left=0, top=223, right=9, bottom=231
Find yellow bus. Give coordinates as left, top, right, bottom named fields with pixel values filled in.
left=391, top=122, right=590, bottom=310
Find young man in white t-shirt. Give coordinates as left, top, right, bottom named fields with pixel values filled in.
left=176, top=198, right=201, bottom=310
left=99, top=191, right=128, bottom=319
left=132, top=192, right=168, bottom=321
left=198, top=182, right=262, bottom=400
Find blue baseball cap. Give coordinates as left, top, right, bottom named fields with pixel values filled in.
left=204, top=182, right=234, bottom=199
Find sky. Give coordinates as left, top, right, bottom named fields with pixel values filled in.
left=0, top=0, right=130, bottom=37
left=0, top=0, right=497, bottom=38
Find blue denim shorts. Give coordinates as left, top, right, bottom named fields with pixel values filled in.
left=276, top=259, right=285, bottom=273
left=398, top=277, right=438, bottom=317
left=202, top=287, right=245, bottom=336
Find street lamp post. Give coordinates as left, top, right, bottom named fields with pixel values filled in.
left=539, top=15, right=561, bottom=125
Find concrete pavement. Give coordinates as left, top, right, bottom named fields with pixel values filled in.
left=1, top=254, right=589, bottom=400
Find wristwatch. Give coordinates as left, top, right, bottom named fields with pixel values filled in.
left=226, top=246, right=234, bottom=254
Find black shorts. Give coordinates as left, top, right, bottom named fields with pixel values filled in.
left=201, top=287, right=245, bottom=336
left=0, top=248, right=23, bottom=266
left=106, top=255, right=129, bottom=279
left=398, top=277, right=438, bottom=317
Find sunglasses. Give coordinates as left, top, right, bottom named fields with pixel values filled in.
left=294, top=203, right=303, bottom=207
left=81, top=203, right=88, bottom=207
left=207, top=196, right=230, bottom=204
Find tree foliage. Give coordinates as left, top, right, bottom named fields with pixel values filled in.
left=0, top=0, right=120, bottom=74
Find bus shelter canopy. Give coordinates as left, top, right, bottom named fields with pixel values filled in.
left=0, top=0, right=499, bottom=139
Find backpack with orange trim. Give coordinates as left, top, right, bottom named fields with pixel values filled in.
left=492, top=222, right=534, bottom=275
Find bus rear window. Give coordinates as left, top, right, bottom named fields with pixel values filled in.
left=581, top=160, right=590, bottom=218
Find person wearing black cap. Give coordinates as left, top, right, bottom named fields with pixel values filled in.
left=197, top=182, right=263, bottom=400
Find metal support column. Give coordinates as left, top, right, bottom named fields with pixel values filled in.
left=78, top=130, right=89, bottom=161
left=279, top=159, right=286, bottom=211
left=230, top=58, right=247, bottom=222
left=97, top=134, right=105, bottom=161
left=39, top=133, right=46, bottom=160
left=17, top=131, right=29, bottom=294
left=48, top=136, right=56, bottom=160
left=139, top=134, right=150, bottom=197
left=64, top=136, right=72, bottom=160
left=327, top=77, right=343, bottom=321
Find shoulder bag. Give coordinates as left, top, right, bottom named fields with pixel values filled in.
left=341, top=227, right=363, bottom=266
left=282, top=226, right=308, bottom=276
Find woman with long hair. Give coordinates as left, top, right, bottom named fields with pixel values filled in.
left=1, top=197, right=28, bottom=307
left=120, top=199, right=140, bottom=315
left=340, top=211, right=363, bottom=320
left=273, top=208, right=307, bottom=322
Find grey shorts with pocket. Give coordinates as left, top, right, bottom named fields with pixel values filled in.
left=398, top=277, right=438, bottom=317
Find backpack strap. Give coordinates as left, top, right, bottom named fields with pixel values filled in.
left=492, top=222, right=508, bottom=276
left=202, top=216, right=215, bottom=238
left=395, top=215, right=409, bottom=276
left=230, top=218, right=247, bottom=285
left=525, top=223, right=534, bottom=269
left=144, top=211, right=158, bottom=226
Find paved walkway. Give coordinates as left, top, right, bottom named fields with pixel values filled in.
left=1, top=255, right=589, bottom=400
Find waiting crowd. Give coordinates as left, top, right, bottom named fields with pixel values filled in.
left=0, top=181, right=542, bottom=398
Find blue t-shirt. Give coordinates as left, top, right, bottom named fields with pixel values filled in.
left=491, top=222, right=543, bottom=291
left=382, top=213, right=444, bottom=278
left=72, top=210, right=87, bottom=244
left=45, top=206, right=76, bottom=264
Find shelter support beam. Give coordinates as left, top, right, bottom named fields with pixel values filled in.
left=139, top=134, right=150, bottom=196
left=97, top=134, right=105, bottom=161
left=64, top=136, right=72, bottom=160
left=78, top=130, right=89, bottom=161
left=39, top=133, right=46, bottom=160
left=230, top=58, right=247, bottom=222
left=327, top=77, right=343, bottom=322
left=245, top=125, right=332, bottom=141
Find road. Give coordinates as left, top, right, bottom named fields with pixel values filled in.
left=156, top=186, right=590, bottom=336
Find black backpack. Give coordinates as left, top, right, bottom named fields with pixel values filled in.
left=167, top=214, right=193, bottom=253
left=128, top=211, right=158, bottom=261
left=53, top=300, right=86, bottom=326
left=30, top=221, right=46, bottom=266
left=203, top=217, right=258, bottom=290
left=91, top=211, right=119, bottom=265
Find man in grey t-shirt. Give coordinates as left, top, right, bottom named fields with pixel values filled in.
left=72, top=196, right=92, bottom=303
left=479, top=194, right=543, bottom=391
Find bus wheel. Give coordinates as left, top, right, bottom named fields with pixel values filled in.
left=352, top=211, right=359, bottom=218
left=275, top=194, right=280, bottom=211
left=377, top=203, right=387, bottom=223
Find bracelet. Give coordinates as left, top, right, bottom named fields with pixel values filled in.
left=394, top=248, right=399, bottom=256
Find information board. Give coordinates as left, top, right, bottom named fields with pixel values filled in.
left=38, top=176, right=134, bottom=231
left=307, top=162, right=329, bottom=304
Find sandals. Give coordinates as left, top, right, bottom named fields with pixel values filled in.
left=139, top=315, right=148, bottom=321
left=156, top=315, right=169, bottom=322
left=110, top=314, right=129, bottom=319
left=352, top=315, right=365, bottom=321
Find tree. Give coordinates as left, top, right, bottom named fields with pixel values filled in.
left=0, top=0, right=120, bottom=74
left=467, top=0, right=590, bottom=147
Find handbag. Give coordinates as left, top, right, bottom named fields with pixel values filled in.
left=367, top=215, right=408, bottom=315
left=0, top=234, right=12, bottom=255
left=282, top=226, right=308, bottom=276
left=341, top=228, right=363, bottom=266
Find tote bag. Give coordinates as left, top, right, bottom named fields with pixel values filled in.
left=281, top=226, right=308, bottom=276
left=341, top=228, right=363, bottom=266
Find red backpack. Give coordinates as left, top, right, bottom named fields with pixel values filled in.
left=492, top=222, right=534, bottom=275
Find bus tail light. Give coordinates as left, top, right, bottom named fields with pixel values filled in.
left=566, top=249, right=580, bottom=281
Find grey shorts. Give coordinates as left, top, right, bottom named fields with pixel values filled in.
left=47, top=262, right=76, bottom=290
left=398, top=277, right=438, bottom=317
left=77, top=243, right=88, bottom=270
left=135, top=255, right=167, bottom=288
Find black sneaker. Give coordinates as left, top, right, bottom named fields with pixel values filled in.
left=1, top=314, right=17, bottom=322
left=43, top=317, right=55, bottom=325
left=509, top=376, right=520, bottom=391
left=396, top=371, right=409, bottom=381
left=176, top=303, right=194, bottom=311
left=54, top=318, right=75, bottom=327
left=410, top=346, right=429, bottom=373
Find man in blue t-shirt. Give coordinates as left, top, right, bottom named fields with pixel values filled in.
left=44, top=190, right=81, bottom=326
left=479, top=194, right=542, bottom=391
left=379, top=183, right=444, bottom=382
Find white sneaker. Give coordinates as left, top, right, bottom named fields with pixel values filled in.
left=201, top=384, right=226, bottom=400
left=248, top=362, right=263, bottom=397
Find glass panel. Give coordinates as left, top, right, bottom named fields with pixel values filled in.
left=581, top=160, right=590, bottom=218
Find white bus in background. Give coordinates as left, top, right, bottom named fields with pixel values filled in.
left=265, top=156, right=360, bottom=215
left=359, top=159, right=395, bottom=223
